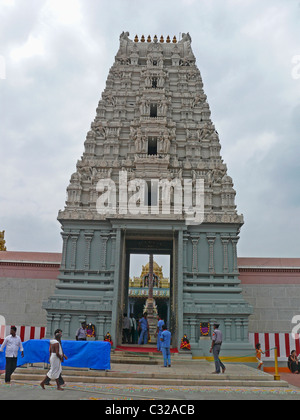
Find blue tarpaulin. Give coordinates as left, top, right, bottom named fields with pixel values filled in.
left=0, top=339, right=111, bottom=371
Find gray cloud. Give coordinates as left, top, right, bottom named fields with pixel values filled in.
left=1, top=0, right=299, bottom=257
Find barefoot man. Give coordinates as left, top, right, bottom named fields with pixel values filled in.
left=40, top=330, right=67, bottom=391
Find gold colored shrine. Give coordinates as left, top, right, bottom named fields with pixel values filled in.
left=0, top=231, right=7, bottom=251
left=130, top=260, right=169, bottom=289
left=128, top=257, right=170, bottom=337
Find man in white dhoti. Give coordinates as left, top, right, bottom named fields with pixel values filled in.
left=40, top=331, right=66, bottom=391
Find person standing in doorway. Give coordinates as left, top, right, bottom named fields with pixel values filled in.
left=122, top=313, right=131, bottom=344
left=0, top=326, right=24, bottom=384
left=138, top=312, right=149, bottom=345
left=129, top=313, right=137, bottom=344
left=210, top=323, right=226, bottom=374
left=156, top=314, right=164, bottom=352
left=160, top=324, right=171, bottom=367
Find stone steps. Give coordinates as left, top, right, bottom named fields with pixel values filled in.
left=111, top=344, right=195, bottom=365
left=12, top=366, right=289, bottom=388
left=10, top=346, right=288, bottom=388
left=111, top=350, right=193, bottom=365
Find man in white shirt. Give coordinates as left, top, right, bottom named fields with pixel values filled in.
left=0, top=326, right=24, bottom=384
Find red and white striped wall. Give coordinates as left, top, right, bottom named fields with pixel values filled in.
left=0, top=327, right=297, bottom=363
left=0, top=325, right=46, bottom=344
left=249, top=332, right=300, bottom=361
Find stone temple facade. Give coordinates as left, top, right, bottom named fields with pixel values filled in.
left=43, top=32, right=253, bottom=357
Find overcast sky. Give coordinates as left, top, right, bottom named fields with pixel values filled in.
left=1, top=0, right=299, bottom=258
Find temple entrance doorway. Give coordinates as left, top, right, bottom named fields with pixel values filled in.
left=128, top=253, right=170, bottom=330
left=120, top=237, right=174, bottom=346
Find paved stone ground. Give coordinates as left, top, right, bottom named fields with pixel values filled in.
left=2, top=380, right=300, bottom=401
left=277, top=372, right=300, bottom=388
left=1, top=362, right=300, bottom=401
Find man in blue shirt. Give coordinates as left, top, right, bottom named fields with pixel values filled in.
left=138, top=312, right=149, bottom=345
left=156, top=315, right=164, bottom=351
left=160, top=324, right=171, bottom=367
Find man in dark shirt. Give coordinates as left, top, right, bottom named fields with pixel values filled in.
left=210, top=323, right=226, bottom=374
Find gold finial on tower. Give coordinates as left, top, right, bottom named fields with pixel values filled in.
left=166, top=35, right=171, bottom=43
left=134, top=34, right=139, bottom=42
left=172, top=36, right=177, bottom=43
left=141, top=35, right=145, bottom=42
left=160, top=35, right=164, bottom=43
left=0, top=230, right=7, bottom=251
left=147, top=35, right=152, bottom=43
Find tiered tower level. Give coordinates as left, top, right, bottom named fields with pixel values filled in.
left=44, top=32, right=253, bottom=357
left=61, top=32, right=241, bottom=222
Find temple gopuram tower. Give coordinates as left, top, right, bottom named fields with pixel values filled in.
left=43, top=32, right=253, bottom=357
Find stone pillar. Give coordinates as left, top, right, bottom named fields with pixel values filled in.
left=53, top=314, right=61, bottom=333
left=70, top=232, right=80, bottom=270
left=60, top=233, right=69, bottom=270
left=224, top=318, right=232, bottom=342
left=231, top=235, right=239, bottom=274
left=177, top=229, right=184, bottom=346
left=100, top=233, right=109, bottom=270
left=183, top=318, right=189, bottom=338
left=97, top=314, right=105, bottom=341
left=110, top=231, right=116, bottom=270
left=221, top=236, right=230, bottom=274
left=63, top=314, right=72, bottom=338
left=46, top=313, right=53, bottom=338
left=111, top=228, right=122, bottom=346
left=207, top=235, right=216, bottom=273
left=235, top=318, right=242, bottom=342
left=191, top=236, right=200, bottom=273
left=242, top=318, right=249, bottom=342
left=84, top=231, right=94, bottom=271
left=190, top=319, right=197, bottom=344
left=183, top=233, right=189, bottom=272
